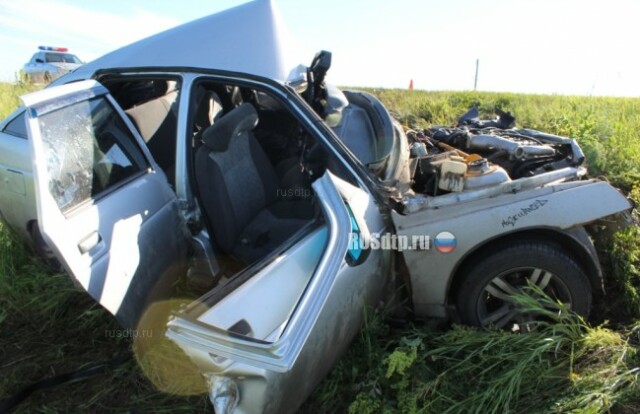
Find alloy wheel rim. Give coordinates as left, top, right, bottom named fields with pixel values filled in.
left=476, top=267, right=572, bottom=330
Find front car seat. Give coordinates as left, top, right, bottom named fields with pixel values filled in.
left=195, top=103, right=312, bottom=264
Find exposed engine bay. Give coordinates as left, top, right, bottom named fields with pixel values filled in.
left=296, top=51, right=588, bottom=207
left=407, top=107, right=586, bottom=196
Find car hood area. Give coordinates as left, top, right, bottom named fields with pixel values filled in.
left=63, top=0, right=303, bottom=83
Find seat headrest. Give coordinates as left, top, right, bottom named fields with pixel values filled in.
left=208, top=93, right=224, bottom=124
left=202, top=103, right=258, bottom=152
left=194, top=91, right=224, bottom=131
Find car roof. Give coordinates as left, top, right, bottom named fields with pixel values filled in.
left=63, top=0, right=301, bottom=84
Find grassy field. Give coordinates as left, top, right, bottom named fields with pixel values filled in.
left=0, top=83, right=638, bottom=413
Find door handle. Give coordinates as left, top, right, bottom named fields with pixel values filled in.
left=78, top=231, right=101, bottom=254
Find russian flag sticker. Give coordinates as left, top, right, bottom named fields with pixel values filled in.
left=434, top=232, right=457, bottom=253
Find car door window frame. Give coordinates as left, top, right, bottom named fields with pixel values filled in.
left=24, top=82, right=162, bottom=217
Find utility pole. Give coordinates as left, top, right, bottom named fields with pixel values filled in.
left=474, top=59, right=479, bottom=90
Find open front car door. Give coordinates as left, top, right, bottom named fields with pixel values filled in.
left=166, top=171, right=390, bottom=414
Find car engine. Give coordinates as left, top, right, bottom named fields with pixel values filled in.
left=408, top=107, right=586, bottom=196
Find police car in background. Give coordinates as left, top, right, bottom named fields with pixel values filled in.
left=22, top=46, right=83, bottom=83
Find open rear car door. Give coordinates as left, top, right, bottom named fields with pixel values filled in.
left=22, top=80, right=186, bottom=328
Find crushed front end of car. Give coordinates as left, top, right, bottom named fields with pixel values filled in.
left=389, top=107, right=635, bottom=320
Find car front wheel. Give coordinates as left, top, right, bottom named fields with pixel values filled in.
left=455, top=241, right=592, bottom=330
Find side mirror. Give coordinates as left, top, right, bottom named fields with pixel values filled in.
left=303, top=50, right=333, bottom=113
left=35, top=59, right=44, bottom=63
left=310, top=51, right=332, bottom=86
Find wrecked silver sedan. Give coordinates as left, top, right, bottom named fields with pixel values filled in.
left=0, top=0, right=634, bottom=412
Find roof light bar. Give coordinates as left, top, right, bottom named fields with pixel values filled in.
left=38, top=46, right=68, bottom=52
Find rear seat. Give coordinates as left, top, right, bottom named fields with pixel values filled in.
left=125, top=86, right=179, bottom=183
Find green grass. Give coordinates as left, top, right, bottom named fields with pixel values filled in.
left=302, top=286, right=639, bottom=413
left=1, top=84, right=639, bottom=413
left=0, top=81, right=40, bottom=119
left=0, top=220, right=209, bottom=413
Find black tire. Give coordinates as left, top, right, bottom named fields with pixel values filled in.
left=456, top=241, right=592, bottom=330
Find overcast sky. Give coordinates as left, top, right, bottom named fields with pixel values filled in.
left=1, top=0, right=639, bottom=96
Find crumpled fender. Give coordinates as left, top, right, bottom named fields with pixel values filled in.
left=392, top=179, right=633, bottom=318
